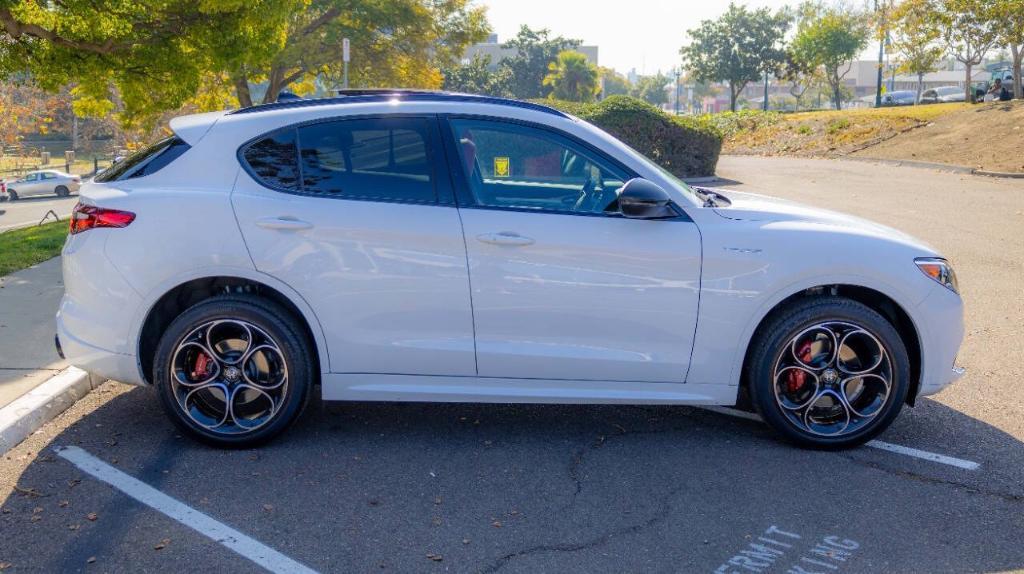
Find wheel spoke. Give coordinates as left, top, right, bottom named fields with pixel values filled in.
left=837, top=329, right=885, bottom=375
left=182, top=382, right=230, bottom=430
left=840, top=374, right=890, bottom=418
left=227, top=384, right=279, bottom=431
left=802, top=389, right=851, bottom=436
left=205, top=320, right=253, bottom=365
left=170, top=341, right=221, bottom=386
left=241, top=344, right=288, bottom=390
left=774, top=366, right=820, bottom=410
left=789, top=325, right=838, bottom=370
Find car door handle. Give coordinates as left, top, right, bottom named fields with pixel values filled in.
left=255, top=216, right=314, bottom=231
left=476, top=232, right=535, bottom=246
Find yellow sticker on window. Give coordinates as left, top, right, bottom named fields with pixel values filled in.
left=493, top=157, right=510, bottom=177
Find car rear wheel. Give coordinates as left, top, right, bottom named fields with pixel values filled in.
left=747, top=296, right=909, bottom=449
left=153, top=295, right=313, bottom=447
left=7, top=190, right=17, bottom=201
left=55, top=185, right=70, bottom=197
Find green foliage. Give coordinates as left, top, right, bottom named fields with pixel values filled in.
left=826, top=117, right=850, bottom=134
left=441, top=55, right=513, bottom=97
left=543, top=51, right=598, bottom=102
left=500, top=25, right=581, bottom=99
left=0, top=221, right=67, bottom=277
left=933, top=0, right=1002, bottom=102
left=543, top=95, right=724, bottom=177
left=791, top=3, right=869, bottom=110
left=892, top=0, right=945, bottom=98
left=598, top=67, right=631, bottom=98
left=631, top=74, right=671, bottom=107
left=680, top=3, right=791, bottom=111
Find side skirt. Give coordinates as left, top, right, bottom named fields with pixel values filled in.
left=321, top=373, right=738, bottom=405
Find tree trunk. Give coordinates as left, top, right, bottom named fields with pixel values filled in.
left=1012, top=45, right=1023, bottom=100
left=964, top=63, right=973, bottom=103
left=729, top=80, right=738, bottom=112
left=916, top=73, right=924, bottom=104
left=233, top=73, right=253, bottom=108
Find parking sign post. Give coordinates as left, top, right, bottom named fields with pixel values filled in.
left=342, top=37, right=350, bottom=90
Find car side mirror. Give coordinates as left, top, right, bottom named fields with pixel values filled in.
left=617, top=178, right=679, bottom=219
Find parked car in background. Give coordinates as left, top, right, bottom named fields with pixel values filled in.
left=918, top=86, right=966, bottom=104
left=879, top=91, right=917, bottom=107
left=58, top=91, right=965, bottom=450
left=5, top=170, right=81, bottom=200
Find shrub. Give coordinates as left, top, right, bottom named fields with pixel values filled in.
left=705, top=110, right=782, bottom=138
left=541, top=95, right=723, bottom=177
left=826, top=117, right=850, bottom=135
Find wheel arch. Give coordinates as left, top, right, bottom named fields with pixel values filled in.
left=739, top=283, right=923, bottom=407
left=136, top=273, right=329, bottom=385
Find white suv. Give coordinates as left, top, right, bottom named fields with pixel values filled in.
left=56, top=91, right=965, bottom=448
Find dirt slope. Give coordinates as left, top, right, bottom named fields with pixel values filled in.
left=852, top=99, right=1024, bottom=173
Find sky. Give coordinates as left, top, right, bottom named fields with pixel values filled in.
left=477, top=0, right=881, bottom=76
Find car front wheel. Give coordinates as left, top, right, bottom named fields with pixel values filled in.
left=7, top=190, right=17, bottom=201
left=55, top=185, right=70, bottom=197
left=747, top=296, right=910, bottom=449
left=153, top=295, right=313, bottom=447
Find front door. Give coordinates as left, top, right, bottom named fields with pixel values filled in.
left=231, top=115, right=476, bottom=377
left=445, top=117, right=702, bottom=383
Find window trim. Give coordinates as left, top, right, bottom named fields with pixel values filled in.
left=439, top=114, right=688, bottom=221
left=236, top=113, right=453, bottom=207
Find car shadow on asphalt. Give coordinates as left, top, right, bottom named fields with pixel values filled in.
left=3, top=385, right=1024, bottom=572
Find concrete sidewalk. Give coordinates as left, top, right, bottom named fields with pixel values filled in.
left=0, top=257, right=65, bottom=408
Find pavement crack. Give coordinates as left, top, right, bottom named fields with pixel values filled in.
left=479, top=485, right=681, bottom=574
left=843, top=456, right=1024, bottom=504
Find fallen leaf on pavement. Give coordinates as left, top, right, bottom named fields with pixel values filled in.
left=86, top=557, right=96, bottom=564
left=86, top=512, right=97, bottom=521
left=426, top=553, right=443, bottom=562
left=262, top=504, right=274, bottom=512
left=154, top=539, right=170, bottom=550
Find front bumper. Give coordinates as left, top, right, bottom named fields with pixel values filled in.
left=914, top=284, right=966, bottom=397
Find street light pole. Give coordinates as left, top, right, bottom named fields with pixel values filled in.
left=763, top=71, right=769, bottom=111
left=874, top=0, right=884, bottom=107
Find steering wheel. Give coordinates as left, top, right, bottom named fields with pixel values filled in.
left=572, top=176, right=597, bottom=212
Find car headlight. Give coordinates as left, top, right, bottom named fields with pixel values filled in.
left=915, top=257, right=959, bottom=294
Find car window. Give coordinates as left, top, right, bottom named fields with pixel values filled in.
left=25, top=174, right=38, bottom=182
left=448, top=118, right=629, bottom=215
left=42, top=173, right=56, bottom=180
left=243, top=129, right=301, bottom=190
left=95, top=137, right=191, bottom=183
left=296, top=118, right=435, bottom=203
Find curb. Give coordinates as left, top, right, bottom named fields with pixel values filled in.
left=842, top=156, right=976, bottom=174
left=682, top=175, right=722, bottom=184
left=0, top=367, right=98, bottom=454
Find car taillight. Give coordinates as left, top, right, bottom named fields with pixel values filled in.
left=69, top=203, right=136, bottom=234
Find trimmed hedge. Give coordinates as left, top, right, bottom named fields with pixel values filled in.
left=541, top=96, right=723, bottom=177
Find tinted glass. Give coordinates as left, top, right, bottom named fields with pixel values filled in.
left=243, top=129, right=300, bottom=190
left=296, top=118, right=434, bottom=203
left=95, top=137, right=192, bottom=183
left=449, top=119, right=628, bottom=214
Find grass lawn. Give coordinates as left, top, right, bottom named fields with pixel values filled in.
left=0, top=221, right=68, bottom=277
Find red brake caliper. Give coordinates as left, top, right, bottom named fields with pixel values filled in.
left=191, top=351, right=211, bottom=380
left=786, top=340, right=813, bottom=393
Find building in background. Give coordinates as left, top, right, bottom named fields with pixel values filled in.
left=463, top=34, right=599, bottom=68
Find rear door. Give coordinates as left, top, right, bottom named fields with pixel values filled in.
left=231, top=115, right=477, bottom=377
left=444, top=117, right=702, bottom=383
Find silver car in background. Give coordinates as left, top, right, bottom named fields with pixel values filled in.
left=5, top=170, right=81, bottom=200
left=918, top=86, right=966, bottom=104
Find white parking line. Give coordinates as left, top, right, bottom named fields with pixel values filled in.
left=698, top=407, right=981, bottom=471
left=55, top=446, right=319, bottom=574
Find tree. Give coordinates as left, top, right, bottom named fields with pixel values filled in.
left=631, top=74, right=671, bottom=107
left=791, top=3, right=870, bottom=110
left=599, top=67, right=631, bottom=98
left=994, top=0, right=1024, bottom=99
left=441, top=55, right=513, bottom=97
left=232, top=0, right=490, bottom=107
left=500, top=25, right=582, bottom=99
left=777, top=49, right=824, bottom=110
left=933, top=0, right=1000, bottom=102
left=680, top=3, right=790, bottom=111
left=892, top=0, right=945, bottom=102
left=0, top=1, right=293, bottom=127
left=543, top=51, right=599, bottom=102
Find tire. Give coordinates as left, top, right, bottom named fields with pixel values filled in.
left=153, top=295, right=313, bottom=448
left=7, top=189, right=17, bottom=201
left=746, top=296, right=909, bottom=449
left=55, top=185, right=69, bottom=197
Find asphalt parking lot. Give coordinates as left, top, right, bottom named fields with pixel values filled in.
left=2, top=156, right=1023, bottom=573
left=0, top=194, right=77, bottom=231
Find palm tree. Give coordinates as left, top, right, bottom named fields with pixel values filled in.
left=543, top=51, right=599, bottom=102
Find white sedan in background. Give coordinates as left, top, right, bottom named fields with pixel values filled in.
left=56, top=91, right=965, bottom=449
left=5, top=169, right=81, bottom=200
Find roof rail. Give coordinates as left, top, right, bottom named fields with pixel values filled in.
left=229, top=90, right=568, bottom=118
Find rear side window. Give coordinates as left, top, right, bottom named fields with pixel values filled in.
left=242, top=117, right=436, bottom=203
left=95, top=137, right=191, bottom=183
left=242, top=129, right=300, bottom=190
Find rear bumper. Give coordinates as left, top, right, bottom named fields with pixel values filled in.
left=56, top=315, right=144, bottom=385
